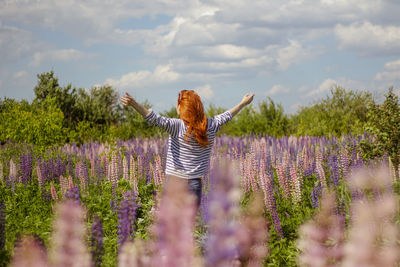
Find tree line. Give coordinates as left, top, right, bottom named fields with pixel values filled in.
left=1, top=71, right=399, bottom=162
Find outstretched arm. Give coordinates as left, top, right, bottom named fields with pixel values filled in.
left=121, top=92, right=151, bottom=117
left=229, top=93, right=255, bottom=117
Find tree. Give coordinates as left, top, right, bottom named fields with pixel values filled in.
left=360, top=87, right=400, bottom=176
left=33, top=71, right=80, bottom=128
left=293, top=86, right=373, bottom=136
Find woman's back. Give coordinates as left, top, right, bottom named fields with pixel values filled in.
left=145, top=110, right=232, bottom=178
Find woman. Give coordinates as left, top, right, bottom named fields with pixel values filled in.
left=121, top=90, right=254, bottom=208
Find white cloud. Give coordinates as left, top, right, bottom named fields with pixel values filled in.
left=304, top=78, right=337, bottom=98
left=104, top=64, right=181, bottom=89
left=0, top=24, right=41, bottom=63
left=30, top=49, right=96, bottom=66
left=195, top=84, right=214, bottom=100
left=335, top=21, right=400, bottom=56
left=265, top=84, right=291, bottom=96
left=375, top=58, right=400, bottom=82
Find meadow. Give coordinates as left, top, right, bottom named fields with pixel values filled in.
left=1, top=133, right=399, bottom=267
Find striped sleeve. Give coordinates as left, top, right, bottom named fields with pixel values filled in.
left=144, top=110, right=181, bottom=136
left=212, top=111, right=233, bottom=132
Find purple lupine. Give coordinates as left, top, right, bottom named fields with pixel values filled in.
left=117, top=191, right=137, bottom=246
left=259, top=160, right=283, bottom=238
left=152, top=176, right=197, bottom=267
left=19, top=153, right=32, bottom=184
left=90, top=215, right=104, bottom=267
left=0, top=201, right=5, bottom=250
left=329, top=155, right=340, bottom=186
left=311, top=183, right=322, bottom=209
left=49, top=201, right=91, bottom=267
left=205, top=160, right=242, bottom=266
left=65, top=186, right=81, bottom=205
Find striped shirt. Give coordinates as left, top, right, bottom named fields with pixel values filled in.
left=144, top=110, right=232, bottom=179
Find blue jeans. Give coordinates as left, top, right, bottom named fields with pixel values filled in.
left=187, top=178, right=202, bottom=209
left=165, top=175, right=202, bottom=209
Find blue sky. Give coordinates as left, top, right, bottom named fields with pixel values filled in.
left=1, top=0, right=399, bottom=113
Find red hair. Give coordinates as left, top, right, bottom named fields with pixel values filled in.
left=178, top=90, right=209, bottom=147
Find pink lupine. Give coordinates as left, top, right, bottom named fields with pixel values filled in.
left=50, top=184, right=58, bottom=201
left=276, top=164, right=291, bottom=199
left=237, top=193, right=269, bottom=267
left=49, top=201, right=91, bottom=267
left=315, top=160, right=327, bottom=189
left=154, top=155, right=164, bottom=186
left=68, top=175, right=74, bottom=189
left=118, top=239, right=152, bottom=267
left=122, top=156, right=128, bottom=181
left=343, top=166, right=400, bottom=266
left=59, top=175, right=69, bottom=199
left=297, top=192, right=345, bottom=266
left=290, top=165, right=301, bottom=205
left=37, top=164, right=44, bottom=188
left=0, top=162, right=3, bottom=184
left=129, top=156, right=138, bottom=195
left=90, top=156, right=95, bottom=179
left=152, top=176, right=197, bottom=267
left=9, top=159, right=16, bottom=192
left=12, top=235, right=48, bottom=267
left=339, top=147, right=350, bottom=180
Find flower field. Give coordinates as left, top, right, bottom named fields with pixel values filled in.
left=0, top=135, right=399, bottom=266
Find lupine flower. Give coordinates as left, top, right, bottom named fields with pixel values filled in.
left=49, top=201, right=91, bottom=267
left=343, top=166, right=400, bottom=266
left=117, top=190, right=138, bottom=246
left=276, top=164, right=291, bottom=199
left=0, top=201, right=5, bottom=250
left=129, top=155, right=138, bottom=195
left=205, top=160, right=242, bottom=266
left=0, top=161, right=3, bottom=184
left=315, top=155, right=327, bottom=189
left=90, top=156, right=95, bottom=179
left=236, top=193, right=269, bottom=267
left=339, top=147, right=350, bottom=180
left=19, top=153, right=32, bottom=184
left=50, top=184, right=58, bottom=201
left=259, top=164, right=283, bottom=238
left=118, top=239, right=152, bottom=267
left=290, top=164, right=301, bottom=205
left=11, top=235, right=48, bottom=267
left=122, top=156, right=128, bottom=181
left=297, top=192, right=345, bottom=267
left=152, top=176, right=197, bottom=267
left=59, top=175, right=69, bottom=199
left=90, top=215, right=104, bottom=267
left=311, top=183, right=322, bottom=209
left=65, top=186, right=81, bottom=205
left=9, top=159, right=16, bottom=193
left=111, top=151, right=118, bottom=211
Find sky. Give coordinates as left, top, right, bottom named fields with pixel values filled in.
left=1, top=0, right=399, bottom=114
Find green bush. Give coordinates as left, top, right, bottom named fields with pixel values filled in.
left=0, top=97, right=65, bottom=147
